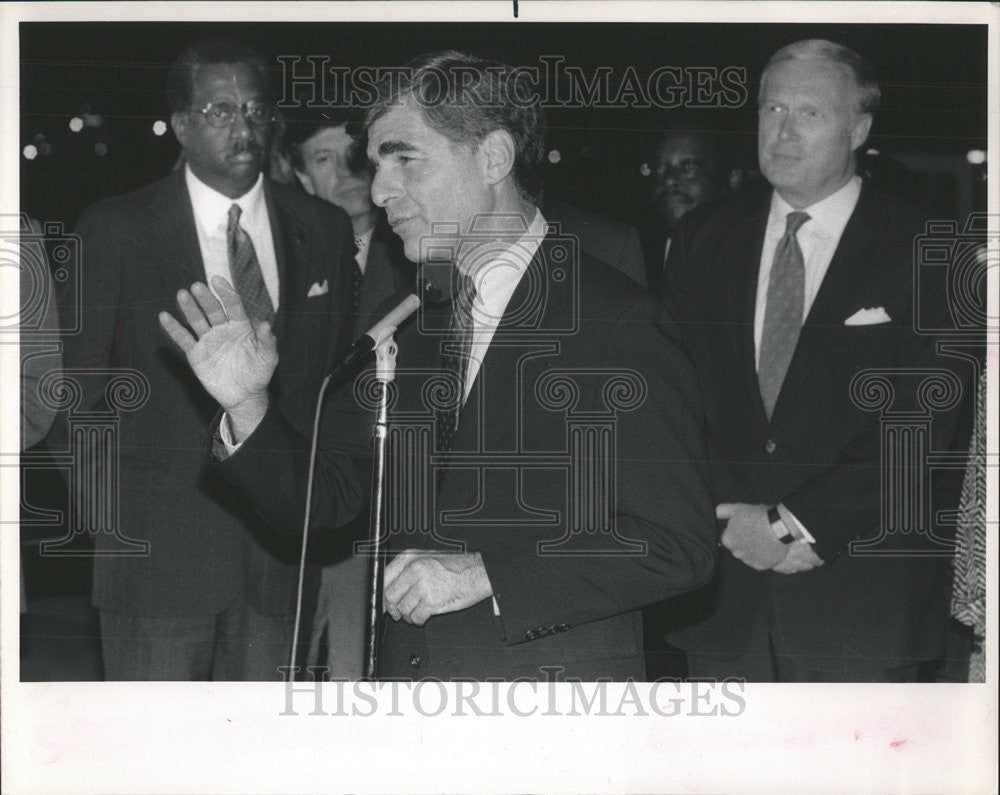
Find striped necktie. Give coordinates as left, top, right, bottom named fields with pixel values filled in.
left=227, top=203, right=274, bottom=325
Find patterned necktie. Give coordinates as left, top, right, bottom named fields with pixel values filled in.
left=758, top=210, right=810, bottom=419
left=227, top=203, right=274, bottom=326
left=352, top=260, right=364, bottom=317
left=435, top=274, right=477, bottom=454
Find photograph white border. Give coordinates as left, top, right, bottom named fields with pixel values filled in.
left=2, top=2, right=996, bottom=792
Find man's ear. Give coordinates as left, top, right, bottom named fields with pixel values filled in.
left=851, top=114, right=873, bottom=151
left=170, top=112, right=189, bottom=148
left=294, top=169, right=316, bottom=196
left=480, top=129, right=516, bottom=187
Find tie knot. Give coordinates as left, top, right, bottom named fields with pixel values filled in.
left=228, top=203, right=242, bottom=230
left=785, top=211, right=810, bottom=236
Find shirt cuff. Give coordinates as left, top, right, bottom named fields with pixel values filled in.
left=777, top=503, right=816, bottom=544
left=218, top=412, right=244, bottom=456
left=492, top=596, right=500, bottom=616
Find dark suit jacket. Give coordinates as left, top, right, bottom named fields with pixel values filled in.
left=355, top=218, right=416, bottom=336
left=662, top=183, right=964, bottom=669
left=307, top=216, right=415, bottom=566
left=543, top=198, right=648, bottom=289
left=218, top=236, right=716, bottom=680
left=53, top=170, right=358, bottom=618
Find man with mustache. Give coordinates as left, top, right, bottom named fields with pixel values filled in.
left=54, top=38, right=359, bottom=680
left=640, top=122, right=742, bottom=291
left=662, top=40, right=964, bottom=681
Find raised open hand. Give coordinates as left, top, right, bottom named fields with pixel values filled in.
left=159, top=277, right=276, bottom=439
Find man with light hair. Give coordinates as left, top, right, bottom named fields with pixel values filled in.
left=663, top=39, right=964, bottom=681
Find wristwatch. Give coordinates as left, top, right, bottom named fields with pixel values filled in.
left=767, top=506, right=796, bottom=545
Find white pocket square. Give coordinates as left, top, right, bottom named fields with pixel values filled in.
left=307, top=279, right=329, bottom=298
left=844, top=306, right=891, bottom=326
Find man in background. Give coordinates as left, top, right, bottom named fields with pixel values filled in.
left=543, top=195, right=649, bottom=288
left=53, top=39, right=359, bottom=680
left=663, top=40, right=964, bottom=681
left=284, top=107, right=416, bottom=332
left=640, top=121, right=743, bottom=291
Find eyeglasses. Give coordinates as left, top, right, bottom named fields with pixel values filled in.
left=640, top=160, right=706, bottom=180
left=192, top=99, right=275, bottom=128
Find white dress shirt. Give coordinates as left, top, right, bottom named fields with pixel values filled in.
left=753, top=176, right=862, bottom=546
left=753, top=175, right=862, bottom=369
left=453, top=209, right=545, bottom=615
left=221, top=209, right=547, bottom=453
left=459, top=208, right=546, bottom=402
left=185, top=166, right=279, bottom=310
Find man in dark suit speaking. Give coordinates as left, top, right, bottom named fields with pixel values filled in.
left=160, top=50, right=715, bottom=681
left=55, top=39, right=359, bottom=680
left=663, top=40, right=964, bottom=681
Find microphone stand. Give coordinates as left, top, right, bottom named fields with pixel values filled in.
left=362, top=332, right=399, bottom=681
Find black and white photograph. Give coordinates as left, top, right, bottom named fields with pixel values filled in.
left=2, top=2, right=996, bottom=792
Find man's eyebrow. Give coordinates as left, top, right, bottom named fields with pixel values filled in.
left=376, top=140, right=418, bottom=156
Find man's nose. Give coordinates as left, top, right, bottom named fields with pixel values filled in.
left=228, top=107, right=253, bottom=139
left=777, top=114, right=798, bottom=141
left=370, top=166, right=395, bottom=208
left=661, top=168, right=680, bottom=188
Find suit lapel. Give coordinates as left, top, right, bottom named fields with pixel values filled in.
left=152, top=171, right=205, bottom=287
left=727, top=195, right=770, bottom=425
left=450, top=237, right=561, bottom=453
left=263, top=182, right=307, bottom=343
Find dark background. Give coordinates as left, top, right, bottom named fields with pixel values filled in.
left=20, top=21, right=989, bottom=230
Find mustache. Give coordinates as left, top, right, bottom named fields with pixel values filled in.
left=229, top=140, right=261, bottom=155
left=654, top=189, right=691, bottom=202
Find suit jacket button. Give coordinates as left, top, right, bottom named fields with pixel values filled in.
left=765, top=439, right=777, bottom=454
left=409, top=654, right=421, bottom=668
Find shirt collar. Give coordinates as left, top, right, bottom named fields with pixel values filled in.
left=768, top=175, right=862, bottom=239
left=185, top=165, right=265, bottom=236
left=469, top=208, right=546, bottom=306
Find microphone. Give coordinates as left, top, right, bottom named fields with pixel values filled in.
left=327, top=271, right=450, bottom=382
